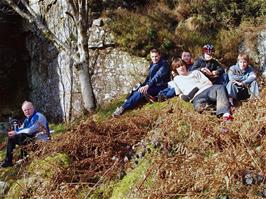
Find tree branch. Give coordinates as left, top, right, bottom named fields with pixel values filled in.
left=66, top=0, right=78, bottom=20
left=4, top=0, right=73, bottom=54
left=3, top=0, right=32, bottom=22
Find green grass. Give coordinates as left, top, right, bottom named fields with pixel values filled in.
left=49, top=123, right=67, bottom=138
left=0, top=133, right=7, bottom=144
left=111, top=158, right=152, bottom=199
left=94, top=97, right=125, bottom=122
left=49, top=123, right=65, bottom=133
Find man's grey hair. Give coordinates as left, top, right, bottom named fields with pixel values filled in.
left=21, top=101, right=34, bottom=108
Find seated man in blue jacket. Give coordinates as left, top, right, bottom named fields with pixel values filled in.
left=1, top=101, right=50, bottom=168
left=112, top=48, right=170, bottom=117
left=226, top=53, right=259, bottom=106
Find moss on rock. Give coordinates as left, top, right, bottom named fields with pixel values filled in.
left=28, top=153, right=70, bottom=178
left=5, top=153, right=70, bottom=198
left=110, top=158, right=151, bottom=199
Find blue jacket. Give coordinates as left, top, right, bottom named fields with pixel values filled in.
left=143, top=59, right=170, bottom=87
left=228, top=64, right=256, bottom=84
left=16, top=111, right=50, bottom=141
left=187, top=63, right=194, bottom=72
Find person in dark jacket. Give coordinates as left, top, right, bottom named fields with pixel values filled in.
left=190, top=44, right=227, bottom=85
left=112, top=48, right=170, bottom=117
left=1, top=101, right=50, bottom=168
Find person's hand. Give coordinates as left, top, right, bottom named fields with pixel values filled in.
left=232, top=80, right=244, bottom=86
left=8, top=131, right=16, bottom=137
left=212, top=70, right=219, bottom=77
left=200, top=67, right=212, bottom=76
left=139, top=85, right=149, bottom=94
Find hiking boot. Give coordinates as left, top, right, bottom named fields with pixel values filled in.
left=112, top=106, right=125, bottom=117
left=180, top=87, right=199, bottom=102
left=1, top=160, right=13, bottom=168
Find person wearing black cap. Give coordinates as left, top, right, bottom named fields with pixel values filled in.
left=190, top=44, right=228, bottom=85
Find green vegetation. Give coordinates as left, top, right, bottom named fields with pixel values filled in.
left=111, top=158, right=152, bottom=199
left=1, top=90, right=266, bottom=198
left=94, top=96, right=125, bottom=122
left=28, top=153, right=70, bottom=178
left=0, top=1, right=266, bottom=198
left=49, top=123, right=66, bottom=134
left=107, top=0, right=266, bottom=66
left=49, top=123, right=67, bottom=138
left=6, top=153, right=70, bottom=198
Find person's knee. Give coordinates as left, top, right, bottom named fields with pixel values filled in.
left=250, top=80, right=258, bottom=88
left=226, top=81, right=237, bottom=92
left=218, top=84, right=227, bottom=93
left=16, top=133, right=33, bottom=145
left=226, top=81, right=234, bottom=88
left=128, top=91, right=143, bottom=100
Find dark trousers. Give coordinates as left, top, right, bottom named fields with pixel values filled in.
left=5, top=133, right=35, bottom=163
left=193, top=85, right=230, bottom=116
left=122, top=85, right=166, bottom=110
left=158, top=87, right=176, bottom=99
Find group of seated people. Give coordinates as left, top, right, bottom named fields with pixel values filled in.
left=1, top=45, right=259, bottom=168
left=113, top=45, right=260, bottom=121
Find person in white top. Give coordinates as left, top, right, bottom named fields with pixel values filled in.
left=170, top=57, right=233, bottom=119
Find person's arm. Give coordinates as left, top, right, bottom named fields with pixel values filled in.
left=16, top=115, right=39, bottom=134
left=190, top=58, right=203, bottom=71
left=242, top=67, right=256, bottom=85
left=191, top=58, right=216, bottom=78
left=213, top=60, right=225, bottom=75
left=146, top=61, right=170, bottom=87
left=171, top=77, right=182, bottom=96
left=228, top=65, right=243, bottom=81
left=16, top=113, right=48, bottom=135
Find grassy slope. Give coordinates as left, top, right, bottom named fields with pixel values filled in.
left=92, top=89, right=266, bottom=198
left=1, top=88, right=266, bottom=198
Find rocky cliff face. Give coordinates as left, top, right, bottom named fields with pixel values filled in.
left=25, top=0, right=148, bottom=121
left=257, top=30, right=266, bottom=75
left=22, top=0, right=266, bottom=122
left=0, top=9, right=29, bottom=121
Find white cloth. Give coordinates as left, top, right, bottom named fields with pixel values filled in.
left=170, top=70, right=213, bottom=99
